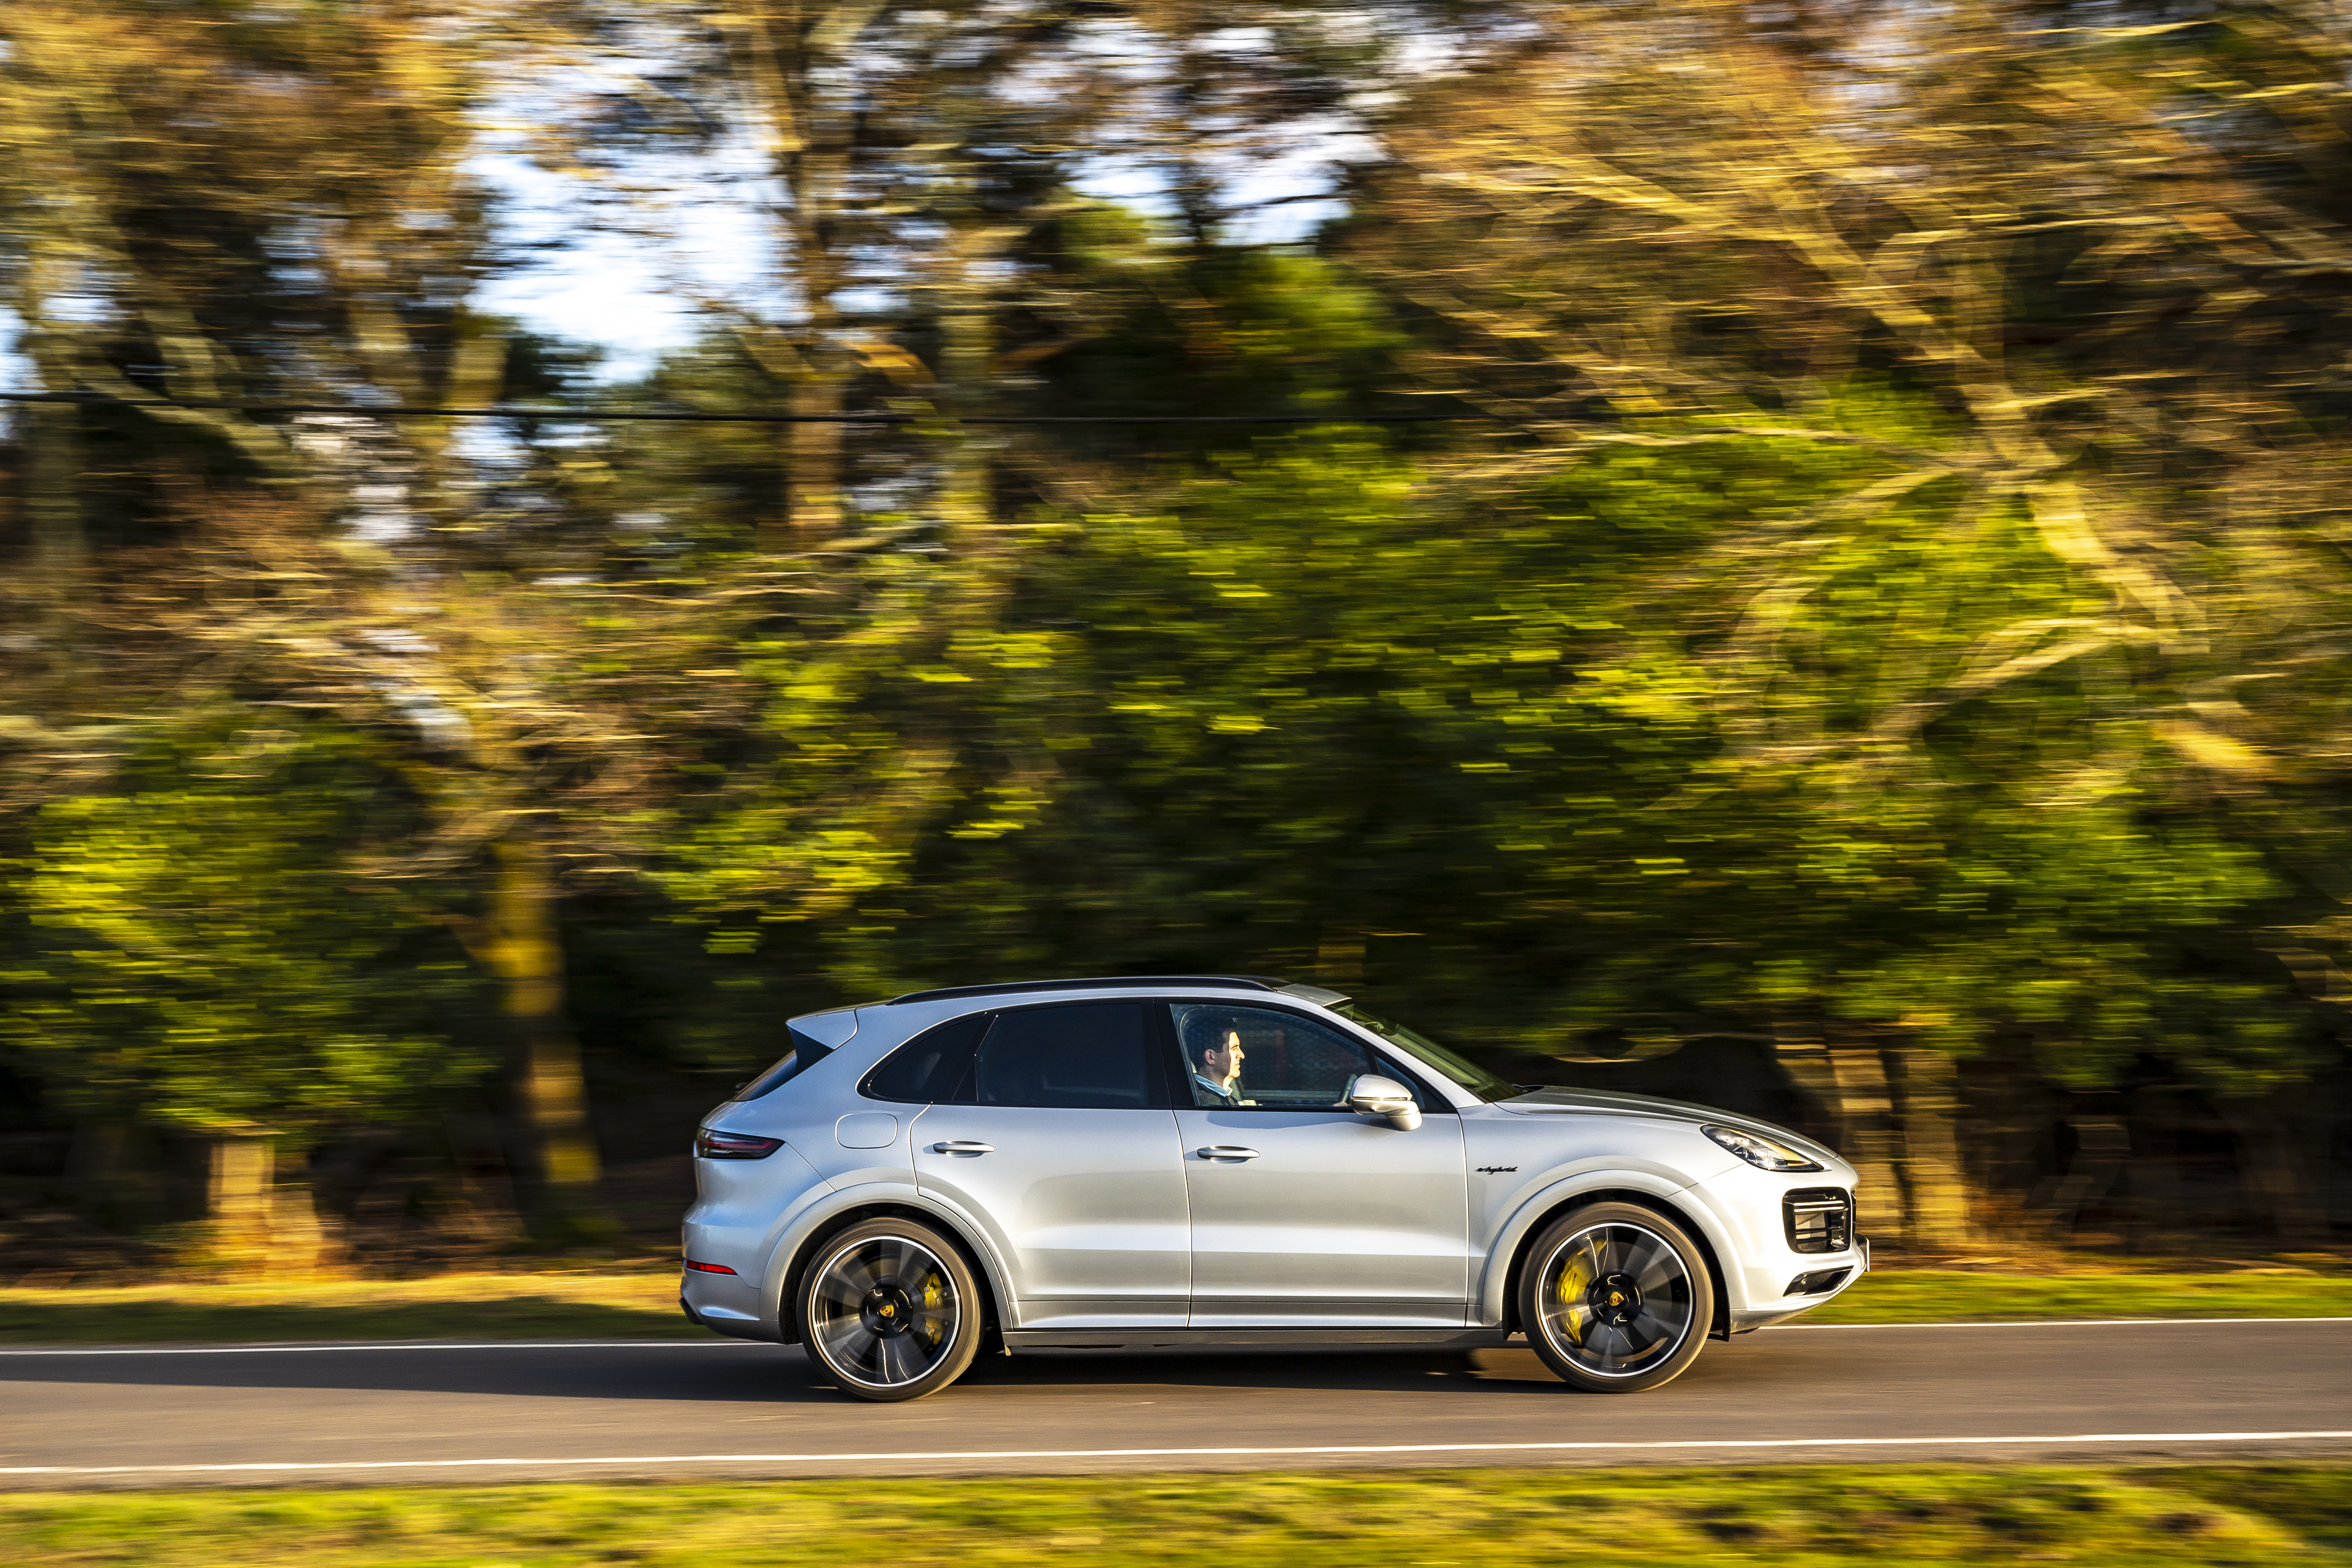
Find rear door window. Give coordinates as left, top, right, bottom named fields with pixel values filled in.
left=961, top=1002, right=1160, bottom=1110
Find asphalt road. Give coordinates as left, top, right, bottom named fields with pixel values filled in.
left=5, top=1318, right=2349, bottom=1487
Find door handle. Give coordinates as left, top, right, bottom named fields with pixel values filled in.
left=931, top=1140, right=994, bottom=1155
left=1195, top=1145, right=1260, bottom=1161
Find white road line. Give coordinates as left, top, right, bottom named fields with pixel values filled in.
left=0, top=1340, right=759, bottom=1357
left=2, top=1317, right=2349, bottom=1355
left=5, top=1431, right=2350, bottom=1476
left=1775, top=1315, right=2352, bottom=1329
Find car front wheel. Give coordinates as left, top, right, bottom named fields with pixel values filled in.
left=1519, top=1201, right=1715, bottom=1394
left=798, top=1218, right=983, bottom=1402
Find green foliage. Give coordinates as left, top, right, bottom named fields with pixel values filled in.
left=2, top=728, right=480, bottom=1139
left=6, top=0, right=2348, bottom=1231
left=795, top=413, right=2311, bottom=1095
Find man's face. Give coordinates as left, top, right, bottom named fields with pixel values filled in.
left=1203, top=1030, right=1244, bottom=1087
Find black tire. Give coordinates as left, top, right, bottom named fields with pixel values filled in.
left=797, top=1218, right=983, bottom=1402
left=1518, top=1201, right=1715, bottom=1394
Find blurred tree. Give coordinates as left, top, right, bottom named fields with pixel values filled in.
left=2, top=723, right=480, bottom=1267
left=0, top=0, right=511, bottom=1240
left=1310, top=0, right=2352, bottom=1238
left=3, top=0, right=2347, bottom=1265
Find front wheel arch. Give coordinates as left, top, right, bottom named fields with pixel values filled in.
left=1501, top=1188, right=1731, bottom=1342
left=1517, top=1200, right=1717, bottom=1392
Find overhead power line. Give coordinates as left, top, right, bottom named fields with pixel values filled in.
left=0, top=390, right=1484, bottom=425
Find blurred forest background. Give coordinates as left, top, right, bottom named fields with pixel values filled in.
left=3, top=0, right=2351, bottom=1276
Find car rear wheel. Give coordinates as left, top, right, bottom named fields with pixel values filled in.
left=799, top=1218, right=982, bottom=1402
left=1519, top=1201, right=1715, bottom=1394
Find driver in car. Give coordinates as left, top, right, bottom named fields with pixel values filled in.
left=1185, top=1012, right=1249, bottom=1106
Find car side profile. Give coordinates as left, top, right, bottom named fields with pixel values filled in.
left=682, top=976, right=1865, bottom=1401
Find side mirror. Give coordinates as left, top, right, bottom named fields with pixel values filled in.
left=1345, top=1073, right=1421, bottom=1131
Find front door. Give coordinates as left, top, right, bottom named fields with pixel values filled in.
left=1169, top=1001, right=1470, bottom=1327
left=911, top=1001, right=1190, bottom=1328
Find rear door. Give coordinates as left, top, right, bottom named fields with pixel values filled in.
left=1167, top=1001, right=1470, bottom=1327
left=909, top=1001, right=1190, bottom=1329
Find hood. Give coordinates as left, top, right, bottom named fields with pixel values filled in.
left=1501, top=1085, right=1845, bottom=1168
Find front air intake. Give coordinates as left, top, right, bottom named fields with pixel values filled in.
left=1786, top=1268, right=1851, bottom=1296
left=1783, top=1187, right=1852, bottom=1254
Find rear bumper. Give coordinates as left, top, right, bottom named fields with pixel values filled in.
left=680, top=1274, right=779, bottom=1342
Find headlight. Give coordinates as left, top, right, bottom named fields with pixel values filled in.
left=1702, top=1124, right=1823, bottom=1172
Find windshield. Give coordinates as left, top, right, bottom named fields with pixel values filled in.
left=1332, top=1001, right=1518, bottom=1102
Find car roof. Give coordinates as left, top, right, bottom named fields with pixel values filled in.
left=884, top=975, right=1336, bottom=1006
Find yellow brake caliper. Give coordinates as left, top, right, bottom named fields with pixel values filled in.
left=922, top=1271, right=945, bottom=1345
left=1556, top=1253, right=1592, bottom=1347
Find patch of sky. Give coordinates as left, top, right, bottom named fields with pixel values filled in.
left=467, top=76, right=782, bottom=384
left=462, top=22, right=1373, bottom=381
left=0, top=305, right=28, bottom=394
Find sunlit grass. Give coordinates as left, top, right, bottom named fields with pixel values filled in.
left=1810, top=1264, right=2352, bottom=1325
left=0, top=1268, right=697, bottom=1345
left=5, top=1466, right=2347, bottom=1566
left=2, top=1262, right=2344, bottom=1345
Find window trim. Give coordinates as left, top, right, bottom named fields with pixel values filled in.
left=1153, top=999, right=1458, bottom=1114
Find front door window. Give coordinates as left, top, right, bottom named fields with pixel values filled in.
left=1173, top=1001, right=1423, bottom=1110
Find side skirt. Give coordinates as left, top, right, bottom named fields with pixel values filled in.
left=1003, top=1328, right=1515, bottom=1351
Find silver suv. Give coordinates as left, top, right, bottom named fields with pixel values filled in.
left=683, top=976, right=1864, bottom=1401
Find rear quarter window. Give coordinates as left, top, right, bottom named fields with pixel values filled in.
left=862, top=1012, right=991, bottom=1103
left=730, top=1026, right=836, bottom=1102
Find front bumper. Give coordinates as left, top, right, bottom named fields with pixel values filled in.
left=1686, top=1161, right=1870, bottom=1330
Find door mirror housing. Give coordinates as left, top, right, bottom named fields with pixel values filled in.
left=1345, top=1073, right=1421, bottom=1131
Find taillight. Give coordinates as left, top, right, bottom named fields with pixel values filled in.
left=684, top=1260, right=738, bottom=1275
left=695, top=1128, right=784, bottom=1160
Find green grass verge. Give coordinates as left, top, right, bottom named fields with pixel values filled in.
left=0, top=1270, right=697, bottom=1345
left=1807, top=1266, right=2352, bottom=1324
left=2, top=1263, right=2345, bottom=1346
left=5, top=1467, right=2348, bottom=1566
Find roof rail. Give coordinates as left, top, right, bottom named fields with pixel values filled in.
left=886, top=975, right=1290, bottom=1005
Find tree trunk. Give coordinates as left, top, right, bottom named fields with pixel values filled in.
left=63, top=1117, right=126, bottom=1219
left=268, top=1144, right=335, bottom=1274
left=758, top=0, right=881, bottom=540
left=25, top=384, right=83, bottom=584
left=2037, top=1105, right=2130, bottom=1240
left=935, top=221, right=995, bottom=550
left=24, top=340, right=85, bottom=701
left=486, top=828, right=609, bottom=1240
left=204, top=1135, right=274, bottom=1274
left=443, top=1106, right=525, bottom=1245
left=1773, top=1021, right=1918, bottom=1245
left=784, top=371, right=847, bottom=538
left=1891, top=1047, right=1974, bottom=1251
left=1770, top=1018, right=1845, bottom=1142
left=1826, top=1039, right=1907, bottom=1246
left=2218, top=1100, right=2329, bottom=1247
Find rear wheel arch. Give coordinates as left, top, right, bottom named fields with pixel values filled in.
left=1501, top=1187, right=1732, bottom=1340
left=776, top=1200, right=1005, bottom=1347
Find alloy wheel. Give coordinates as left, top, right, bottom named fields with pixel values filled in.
left=1533, top=1220, right=1696, bottom=1378
left=807, top=1233, right=964, bottom=1391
